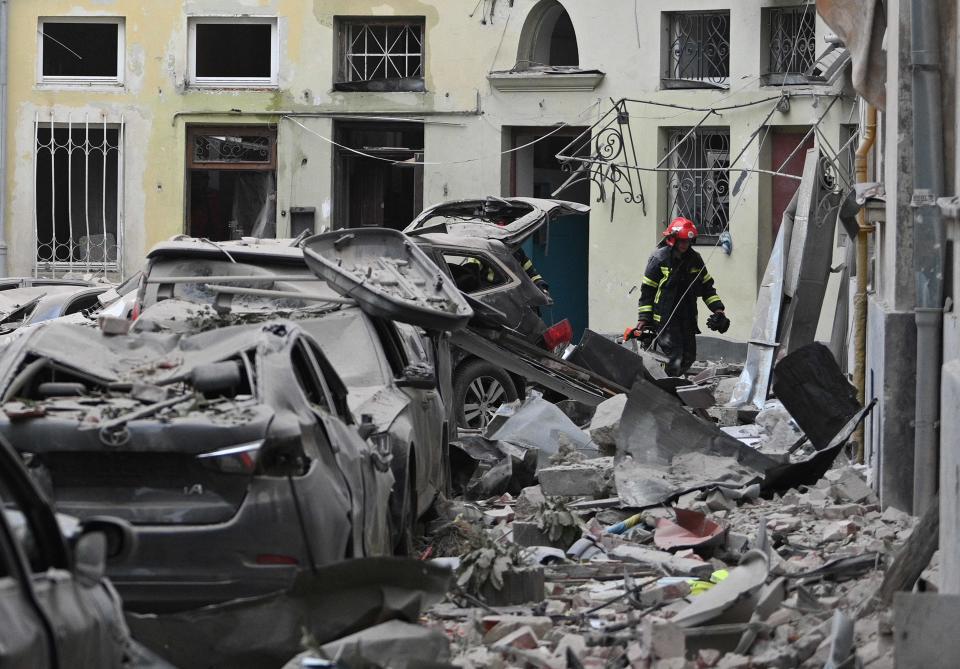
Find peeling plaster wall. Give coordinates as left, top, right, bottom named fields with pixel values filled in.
left=2, top=0, right=853, bottom=341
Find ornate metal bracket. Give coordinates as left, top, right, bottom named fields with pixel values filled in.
left=554, top=99, right=646, bottom=221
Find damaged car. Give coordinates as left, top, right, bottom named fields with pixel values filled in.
left=0, top=319, right=393, bottom=612
left=404, top=197, right=589, bottom=428
left=134, top=237, right=454, bottom=552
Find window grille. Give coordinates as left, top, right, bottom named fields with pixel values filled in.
left=666, top=12, right=730, bottom=87
left=33, top=114, right=123, bottom=276
left=768, top=5, right=816, bottom=75
left=666, top=128, right=730, bottom=238
left=337, top=19, right=424, bottom=90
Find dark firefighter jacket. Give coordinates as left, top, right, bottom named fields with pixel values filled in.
left=637, top=245, right=724, bottom=331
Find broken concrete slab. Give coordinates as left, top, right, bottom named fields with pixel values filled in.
left=538, top=458, right=613, bottom=497
left=676, top=383, right=717, bottom=409
left=586, top=394, right=627, bottom=449
left=672, top=550, right=769, bottom=628
left=825, top=468, right=876, bottom=504
left=609, top=544, right=714, bottom=579
left=305, top=620, right=451, bottom=669
left=644, top=618, right=686, bottom=659
left=481, top=616, right=553, bottom=644
left=614, top=380, right=777, bottom=508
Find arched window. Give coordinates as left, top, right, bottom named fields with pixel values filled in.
left=517, top=1, right=579, bottom=70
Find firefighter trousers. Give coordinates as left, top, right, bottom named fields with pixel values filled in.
left=656, top=320, right=697, bottom=377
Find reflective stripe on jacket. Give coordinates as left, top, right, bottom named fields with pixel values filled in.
left=637, top=245, right=724, bottom=327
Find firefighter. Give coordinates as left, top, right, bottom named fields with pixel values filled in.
left=514, top=246, right=549, bottom=295
left=624, top=217, right=730, bottom=376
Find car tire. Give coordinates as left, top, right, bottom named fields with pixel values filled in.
left=454, top=359, right=520, bottom=430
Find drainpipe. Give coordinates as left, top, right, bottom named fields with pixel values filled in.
left=0, top=0, right=8, bottom=276
left=910, top=0, right=945, bottom=515
left=853, top=104, right=877, bottom=465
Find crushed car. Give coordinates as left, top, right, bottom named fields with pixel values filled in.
left=0, top=283, right=111, bottom=336
left=0, top=319, right=395, bottom=612
left=403, top=197, right=590, bottom=428
left=133, top=236, right=456, bottom=552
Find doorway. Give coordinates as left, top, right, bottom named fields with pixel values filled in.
left=186, top=126, right=277, bottom=241
left=771, top=127, right=815, bottom=239
left=333, top=122, right=424, bottom=229
left=509, top=127, right=590, bottom=339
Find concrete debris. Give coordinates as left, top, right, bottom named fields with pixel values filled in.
left=539, top=458, right=614, bottom=498
left=419, top=348, right=911, bottom=669
left=586, top=393, right=628, bottom=450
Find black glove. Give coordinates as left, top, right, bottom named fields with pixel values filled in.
left=707, top=311, right=730, bottom=334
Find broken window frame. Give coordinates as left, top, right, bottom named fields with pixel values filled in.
left=663, top=11, right=730, bottom=90
left=33, top=114, right=124, bottom=277
left=37, top=16, right=125, bottom=86
left=761, top=4, right=817, bottom=86
left=334, top=17, right=426, bottom=92
left=187, top=16, right=279, bottom=88
left=665, top=127, right=730, bottom=239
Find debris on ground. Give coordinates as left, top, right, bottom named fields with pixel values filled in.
left=423, top=339, right=910, bottom=669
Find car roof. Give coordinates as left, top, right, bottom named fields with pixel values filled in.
left=146, top=237, right=306, bottom=263
left=413, top=233, right=506, bottom=253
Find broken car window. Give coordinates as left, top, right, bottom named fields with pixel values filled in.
left=442, top=252, right=509, bottom=294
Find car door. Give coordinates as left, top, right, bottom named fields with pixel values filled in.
left=293, top=336, right=393, bottom=557
left=371, top=318, right=444, bottom=514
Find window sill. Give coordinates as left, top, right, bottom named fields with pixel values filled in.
left=660, top=78, right=730, bottom=91
left=333, top=79, right=426, bottom=93
left=488, top=69, right=605, bottom=92
left=36, top=81, right=125, bottom=91
left=760, top=73, right=819, bottom=87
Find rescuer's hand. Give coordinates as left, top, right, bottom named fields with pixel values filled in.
left=707, top=311, right=730, bottom=334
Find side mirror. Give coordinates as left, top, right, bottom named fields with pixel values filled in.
left=78, top=516, right=136, bottom=564
left=395, top=363, right=436, bottom=390
left=74, top=532, right=107, bottom=586
left=357, top=414, right=378, bottom=440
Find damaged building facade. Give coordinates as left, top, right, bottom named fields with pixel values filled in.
left=0, top=0, right=853, bottom=341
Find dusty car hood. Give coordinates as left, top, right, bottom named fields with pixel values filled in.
left=404, top=197, right=590, bottom=247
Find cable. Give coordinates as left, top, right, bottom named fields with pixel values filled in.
left=280, top=98, right=600, bottom=167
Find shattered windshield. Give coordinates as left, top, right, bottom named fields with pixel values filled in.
left=142, top=257, right=337, bottom=314
left=301, top=310, right=389, bottom=388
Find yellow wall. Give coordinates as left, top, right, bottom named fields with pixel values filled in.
left=3, top=0, right=854, bottom=341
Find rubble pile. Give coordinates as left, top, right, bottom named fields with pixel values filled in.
left=422, top=354, right=915, bottom=669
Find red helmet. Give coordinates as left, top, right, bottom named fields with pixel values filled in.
left=662, top=217, right=698, bottom=246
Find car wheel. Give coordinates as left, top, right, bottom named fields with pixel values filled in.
left=454, top=359, right=519, bottom=430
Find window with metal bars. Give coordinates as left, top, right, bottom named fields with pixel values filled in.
left=664, top=12, right=730, bottom=89
left=33, top=118, right=123, bottom=275
left=765, top=5, right=816, bottom=82
left=665, top=128, right=730, bottom=238
left=335, top=18, right=425, bottom=92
